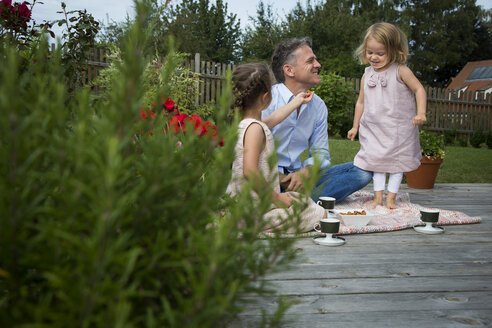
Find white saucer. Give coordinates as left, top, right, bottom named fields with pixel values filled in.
left=413, top=224, right=444, bottom=234
left=313, top=235, right=345, bottom=246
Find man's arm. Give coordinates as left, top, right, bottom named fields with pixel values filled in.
left=281, top=100, right=330, bottom=191
left=305, top=101, right=330, bottom=170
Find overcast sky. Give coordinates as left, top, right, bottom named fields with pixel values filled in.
left=32, top=0, right=492, bottom=40
left=31, top=0, right=300, bottom=31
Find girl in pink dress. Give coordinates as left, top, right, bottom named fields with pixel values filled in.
left=227, top=63, right=326, bottom=233
left=347, top=22, right=427, bottom=209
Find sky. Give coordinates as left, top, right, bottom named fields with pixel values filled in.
left=31, top=0, right=301, bottom=32
left=32, top=0, right=492, bottom=40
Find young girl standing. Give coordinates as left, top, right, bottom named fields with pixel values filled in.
left=226, top=63, right=326, bottom=233
left=347, top=22, right=427, bottom=209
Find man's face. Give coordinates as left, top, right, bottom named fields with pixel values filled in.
left=290, top=45, right=321, bottom=88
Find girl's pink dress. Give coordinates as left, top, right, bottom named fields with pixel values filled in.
left=226, top=118, right=325, bottom=233
left=354, top=64, right=421, bottom=173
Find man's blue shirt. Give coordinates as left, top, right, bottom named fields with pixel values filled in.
left=261, top=83, right=330, bottom=174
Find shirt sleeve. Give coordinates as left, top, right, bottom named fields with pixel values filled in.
left=302, top=100, right=331, bottom=170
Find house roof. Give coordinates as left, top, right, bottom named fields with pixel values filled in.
left=446, top=59, right=492, bottom=93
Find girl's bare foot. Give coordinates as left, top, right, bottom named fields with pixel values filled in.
left=368, top=190, right=384, bottom=208
left=385, top=192, right=397, bottom=209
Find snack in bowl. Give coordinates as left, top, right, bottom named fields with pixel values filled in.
left=335, top=209, right=373, bottom=227
left=339, top=210, right=367, bottom=215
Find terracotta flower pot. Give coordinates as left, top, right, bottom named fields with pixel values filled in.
left=406, top=157, right=443, bottom=189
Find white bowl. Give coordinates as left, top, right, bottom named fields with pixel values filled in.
left=334, top=209, right=373, bottom=227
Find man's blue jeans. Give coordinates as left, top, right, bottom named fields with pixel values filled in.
left=312, top=162, right=372, bottom=203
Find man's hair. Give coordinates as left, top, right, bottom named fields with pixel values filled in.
left=271, top=37, right=312, bottom=83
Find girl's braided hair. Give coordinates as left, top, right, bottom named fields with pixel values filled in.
left=232, top=63, right=272, bottom=111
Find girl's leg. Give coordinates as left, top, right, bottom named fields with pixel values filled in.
left=386, top=172, right=403, bottom=209
left=370, top=172, right=385, bottom=207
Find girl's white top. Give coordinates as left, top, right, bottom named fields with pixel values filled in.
left=226, top=118, right=279, bottom=198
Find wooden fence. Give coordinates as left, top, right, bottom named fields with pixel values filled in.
left=83, top=47, right=110, bottom=95
left=183, top=53, right=236, bottom=105
left=82, top=50, right=491, bottom=134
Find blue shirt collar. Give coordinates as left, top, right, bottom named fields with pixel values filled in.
left=277, top=83, right=295, bottom=104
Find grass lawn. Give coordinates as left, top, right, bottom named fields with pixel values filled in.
left=327, top=138, right=492, bottom=183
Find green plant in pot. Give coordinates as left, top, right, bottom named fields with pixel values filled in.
left=406, top=130, right=445, bottom=189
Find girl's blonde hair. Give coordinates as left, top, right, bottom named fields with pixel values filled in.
left=355, top=22, right=409, bottom=65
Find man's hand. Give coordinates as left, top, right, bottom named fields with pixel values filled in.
left=280, top=167, right=310, bottom=191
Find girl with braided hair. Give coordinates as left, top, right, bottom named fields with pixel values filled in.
left=227, top=63, right=327, bottom=233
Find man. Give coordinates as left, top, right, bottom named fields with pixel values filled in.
left=261, top=37, right=372, bottom=202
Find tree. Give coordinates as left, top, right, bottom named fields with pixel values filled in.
left=161, top=0, right=241, bottom=63
left=399, top=0, right=492, bottom=86
left=240, top=0, right=284, bottom=62
left=283, top=0, right=368, bottom=78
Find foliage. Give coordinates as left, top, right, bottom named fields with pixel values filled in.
left=0, top=0, right=53, bottom=46
left=419, top=130, right=446, bottom=159
left=240, top=0, right=284, bottom=62
left=470, top=129, right=486, bottom=148
left=88, top=0, right=492, bottom=87
left=92, top=48, right=215, bottom=120
left=281, top=0, right=385, bottom=78
left=443, top=129, right=457, bottom=145
left=487, top=131, right=492, bottom=149
left=0, top=1, right=312, bottom=326
left=312, top=72, right=356, bottom=137
left=239, top=0, right=492, bottom=85
left=399, top=0, right=492, bottom=86
left=98, top=18, right=132, bottom=46
left=157, top=0, right=241, bottom=63
left=457, top=137, right=468, bottom=147
left=54, top=2, right=101, bottom=90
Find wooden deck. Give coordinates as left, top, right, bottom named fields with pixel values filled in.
left=238, top=184, right=492, bottom=327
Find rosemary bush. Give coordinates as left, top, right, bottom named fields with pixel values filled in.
left=0, top=1, right=313, bottom=326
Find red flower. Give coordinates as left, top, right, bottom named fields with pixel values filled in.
left=198, top=121, right=211, bottom=136
left=163, top=98, right=175, bottom=112
left=1, top=0, right=12, bottom=6
left=219, top=138, right=225, bottom=147
left=149, top=110, right=156, bottom=119
left=11, top=2, right=30, bottom=22
left=17, top=2, right=30, bottom=20
left=169, top=113, right=189, bottom=133
left=140, top=108, right=148, bottom=120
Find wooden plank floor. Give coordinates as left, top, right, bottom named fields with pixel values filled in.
left=237, top=184, right=492, bottom=328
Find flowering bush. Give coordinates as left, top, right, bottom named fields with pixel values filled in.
left=139, top=96, right=224, bottom=146
left=0, top=2, right=305, bottom=326
left=420, top=130, right=445, bottom=159
left=0, top=0, right=51, bottom=44
left=1, top=1, right=30, bottom=30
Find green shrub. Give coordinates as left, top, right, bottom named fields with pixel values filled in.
left=443, top=129, right=457, bottom=145
left=470, top=129, right=486, bottom=148
left=312, top=72, right=356, bottom=138
left=92, top=46, right=216, bottom=121
left=419, top=130, right=445, bottom=159
left=457, top=137, right=468, bottom=147
left=485, top=130, right=492, bottom=149
left=0, top=2, right=309, bottom=326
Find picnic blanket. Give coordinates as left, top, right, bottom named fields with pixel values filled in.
left=262, top=190, right=482, bottom=238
